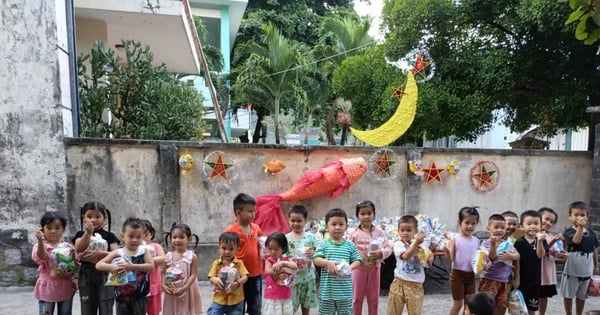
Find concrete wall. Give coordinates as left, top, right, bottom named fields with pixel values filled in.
left=61, top=139, right=592, bottom=279
left=0, top=1, right=69, bottom=285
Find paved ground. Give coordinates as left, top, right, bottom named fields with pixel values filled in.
left=3, top=281, right=600, bottom=314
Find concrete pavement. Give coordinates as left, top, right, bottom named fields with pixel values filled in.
left=3, top=281, right=600, bottom=314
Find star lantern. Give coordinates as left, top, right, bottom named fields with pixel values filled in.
left=470, top=161, right=500, bottom=192
left=392, top=86, right=406, bottom=100
left=374, top=150, right=396, bottom=176
left=423, top=161, right=445, bottom=184
left=205, top=153, right=232, bottom=180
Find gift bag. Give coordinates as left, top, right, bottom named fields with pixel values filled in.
left=106, top=257, right=136, bottom=286
left=589, top=275, right=600, bottom=297
left=471, top=249, right=489, bottom=276
left=50, top=243, right=78, bottom=277
left=508, top=289, right=528, bottom=315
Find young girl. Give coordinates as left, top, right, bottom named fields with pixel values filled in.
left=141, top=219, right=165, bottom=315
left=32, top=211, right=78, bottom=315
left=263, top=232, right=298, bottom=315
left=285, top=205, right=317, bottom=315
left=73, top=201, right=119, bottom=315
left=162, top=223, right=203, bottom=315
left=538, top=207, right=565, bottom=315
left=446, top=206, right=480, bottom=315
left=346, top=200, right=392, bottom=315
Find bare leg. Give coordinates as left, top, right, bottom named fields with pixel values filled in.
left=449, top=299, right=463, bottom=315
left=539, top=297, right=548, bottom=315
left=564, top=297, right=573, bottom=315
left=493, top=306, right=506, bottom=315
left=301, top=306, right=310, bottom=315
left=575, top=298, right=585, bottom=315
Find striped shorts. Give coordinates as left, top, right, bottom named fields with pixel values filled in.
left=318, top=299, right=352, bottom=315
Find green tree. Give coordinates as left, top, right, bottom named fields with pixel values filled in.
left=233, top=23, right=310, bottom=144
left=78, top=40, right=207, bottom=140
left=381, top=0, right=600, bottom=146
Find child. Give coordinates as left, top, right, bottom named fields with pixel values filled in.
left=502, top=211, right=520, bottom=244
left=346, top=200, right=392, bottom=315
left=538, top=207, right=564, bottom=315
left=561, top=201, right=599, bottom=315
left=263, top=232, right=298, bottom=315
left=386, top=215, right=432, bottom=315
left=207, top=232, right=249, bottom=315
left=224, top=193, right=266, bottom=315
left=140, top=219, right=165, bottom=315
left=73, top=201, right=120, bottom=315
left=446, top=206, right=480, bottom=315
left=465, top=292, right=495, bottom=315
left=162, top=223, right=203, bottom=315
left=32, top=211, right=78, bottom=315
left=285, top=205, right=317, bottom=315
left=313, top=208, right=362, bottom=315
left=478, top=214, right=520, bottom=315
left=96, top=217, right=154, bottom=315
left=514, top=210, right=548, bottom=315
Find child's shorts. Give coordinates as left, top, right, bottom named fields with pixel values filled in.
left=478, top=278, right=509, bottom=308
left=450, top=269, right=476, bottom=300
left=560, top=274, right=591, bottom=300
left=292, top=280, right=317, bottom=311
left=540, top=284, right=558, bottom=298
left=519, top=285, right=540, bottom=311
left=263, top=298, right=293, bottom=315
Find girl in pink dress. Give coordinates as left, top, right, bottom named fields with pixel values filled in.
left=162, top=223, right=203, bottom=315
left=263, top=232, right=298, bottom=315
left=141, top=220, right=165, bottom=315
left=32, top=211, right=79, bottom=315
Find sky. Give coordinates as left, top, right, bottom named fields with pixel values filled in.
left=353, top=0, right=385, bottom=40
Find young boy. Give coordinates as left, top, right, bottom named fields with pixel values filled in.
left=224, top=193, right=265, bottom=315
left=561, top=201, right=599, bottom=315
left=96, top=217, right=154, bottom=315
left=285, top=205, right=317, bottom=315
left=478, top=214, right=520, bottom=315
left=207, top=232, right=249, bottom=315
left=313, top=208, right=362, bottom=315
left=514, top=210, right=548, bottom=315
left=465, top=292, right=495, bottom=315
left=502, top=211, right=520, bottom=243
left=386, top=215, right=432, bottom=315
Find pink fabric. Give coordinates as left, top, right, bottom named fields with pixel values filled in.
left=346, top=226, right=392, bottom=268
left=255, top=194, right=289, bottom=234
left=32, top=242, right=78, bottom=302
left=452, top=235, right=478, bottom=272
left=352, top=263, right=381, bottom=315
left=264, top=256, right=292, bottom=300
left=162, top=250, right=202, bottom=315
left=147, top=243, right=162, bottom=315
left=541, top=232, right=557, bottom=285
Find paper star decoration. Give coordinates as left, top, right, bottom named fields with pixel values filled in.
left=392, top=86, right=406, bottom=100
left=205, top=153, right=232, bottom=180
left=470, top=161, right=499, bottom=192
left=423, top=161, right=445, bottom=184
left=374, top=150, right=396, bottom=176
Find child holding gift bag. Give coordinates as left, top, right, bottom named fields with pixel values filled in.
left=32, top=211, right=79, bottom=315
left=263, top=232, right=298, bottom=315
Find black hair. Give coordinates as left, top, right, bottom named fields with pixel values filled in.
left=398, top=215, right=418, bottom=229
left=325, top=208, right=348, bottom=224
left=538, top=207, right=558, bottom=224
left=288, top=205, right=308, bottom=219
left=140, top=219, right=156, bottom=240
left=218, top=232, right=240, bottom=246
left=458, top=206, right=480, bottom=224
left=265, top=232, right=289, bottom=254
left=122, top=217, right=144, bottom=232
left=569, top=201, right=588, bottom=215
left=164, top=222, right=199, bottom=249
left=488, top=214, right=505, bottom=224
left=80, top=201, right=112, bottom=232
left=520, top=210, right=541, bottom=224
left=40, top=211, right=67, bottom=229
left=466, top=292, right=495, bottom=315
left=355, top=200, right=376, bottom=217
left=233, top=193, right=256, bottom=211
left=501, top=210, right=519, bottom=219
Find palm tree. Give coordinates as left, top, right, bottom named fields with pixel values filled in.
left=233, top=23, right=309, bottom=144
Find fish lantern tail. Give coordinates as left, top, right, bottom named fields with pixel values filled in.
left=255, top=194, right=289, bottom=234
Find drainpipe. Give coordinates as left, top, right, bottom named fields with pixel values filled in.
left=66, top=0, right=80, bottom=136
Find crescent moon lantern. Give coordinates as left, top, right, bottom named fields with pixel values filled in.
left=350, top=72, right=418, bottom=147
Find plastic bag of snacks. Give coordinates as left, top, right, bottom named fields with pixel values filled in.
left=471, top=249, right=489, bottom=276
left=106, top=257, right=136, bottom=286
left=366, top=237, right=386, bottom=264
left=165, top=266, right=184, bottom=285
left=219, top=263, right=239, bottom=288
left=548, top=239, right=566, bottom=261
left=292, top=247, right=312, bottom=270
left=508, top=289, right=528, bottom=315
left=88, top=233, right=108, bottom=252
left=276, top=268, right=296, bottom=287
left=496, top=240, right=516, bottom=265
left=258, top=236, right=268, bottom=260
left=50, top=243, right=78, bottom=276
left=416, top=245, right=433, bottom=268
left=589, top=275, right=600, bottom=297
left=336, top=260, right=352, bottom=279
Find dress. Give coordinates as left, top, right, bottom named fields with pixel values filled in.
left=285, top=233, right=318, bottom=311
left=146, top=243, right=163, bottom=315
left=32, top=241, right=78, bottom=302
left=163, top=250, right=203, bottom=315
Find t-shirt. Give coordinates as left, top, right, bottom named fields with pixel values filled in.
left=113, top=247, right=150, bottom=302
left=313, top=238, right=362, bottom=301
left=285, top=232, right=317, bottom=284
left=72, top=229, right=120, bottom=270
left=452, top=235, right=479, bottom=272
left=264, top=256, right=292, bottom=300
left=541, top=232, right=557, bottom=285
left=563, top=227, right=599, bottom=277
left=514, top=237, right=548, bottom=286
left=392, top=240, right=425, bottom=283
left=208, top=257, right=249, bottom=306
left=480, top=239, right=514, bottom=283
left=224, top=222, right=265, bottom=277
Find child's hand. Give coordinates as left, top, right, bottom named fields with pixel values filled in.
left=272, top=262, right=283, bottom=274
left=35, top=228, right=44, bottom=242
left=369, top=249, right=383, bottom=260
left=84, top=222, right=95, bottom=235
left=326, top=261, right=338, bottom=275
left=305, top=248, right=315, bottom=259
left=512, top=278, right=520, bottom=290
left=497, top=252, right=509, bottom=261
left=82, top=250, right=103, bottom=263
left=414, top=233, right=424, bottom=246
left=172, top=286, right=186, bottom=297
left=553, top=233, right=565, bottom=242
left=577, top=217, right=588, bottom=227
left=163, top=284, right=175, bottom=295
left=211, top=277, right=225, bottom=290
left=536, top=231, right=546, bottom=241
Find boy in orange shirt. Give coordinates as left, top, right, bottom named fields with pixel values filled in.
left=224, top=193, right=266, bottom=315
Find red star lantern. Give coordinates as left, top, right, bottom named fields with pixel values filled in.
left=205, top=153, right=232, bottom=180
left=423, top=161, right=444, bottom=184
left=374, top=150, right=396, bottom=176
left=392, top=86, right=406, bottom=100
left=470, top=161, right=500, bottom=192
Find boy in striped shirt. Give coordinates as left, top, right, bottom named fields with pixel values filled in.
left=314, top=208, right=362, bottom=315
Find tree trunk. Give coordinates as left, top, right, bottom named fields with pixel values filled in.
left=325, top=103, right=336, bottom=145
left=252, top=106, right=265, bottom=144
left=340, top=124, right=348, bottom=146
left=588, top=92, right=600, bottom=151
left=274, top=97, right=281, bottom=144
